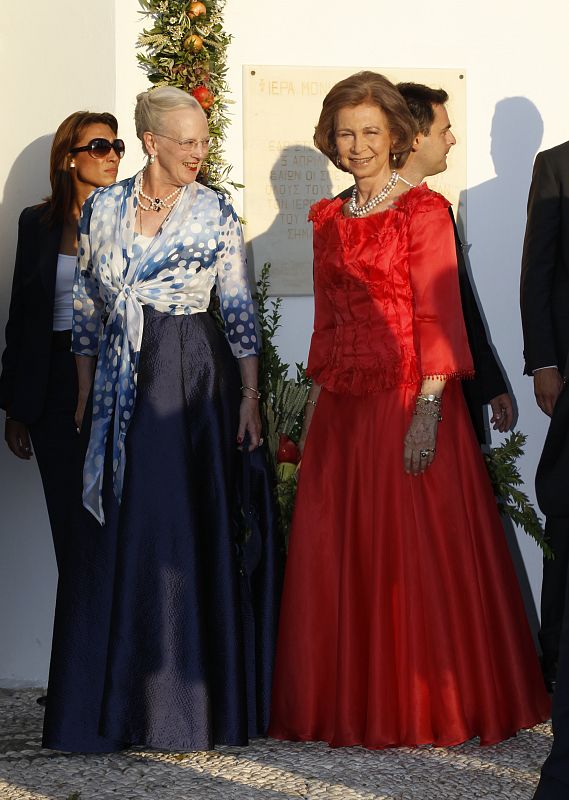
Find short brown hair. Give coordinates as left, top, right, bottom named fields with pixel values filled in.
left=314, top=71, right=417, bottom=171
left=45, top=110, right=118, bottom=227
left=396, top=82, right=449, bottom=135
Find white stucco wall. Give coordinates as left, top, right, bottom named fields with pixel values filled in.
left=1, top=0, right=567, bottom=684
left=0, top=0, right=117, bottom=686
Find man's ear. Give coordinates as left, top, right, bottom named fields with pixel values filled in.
left=411, top=133, right=423, bottom=153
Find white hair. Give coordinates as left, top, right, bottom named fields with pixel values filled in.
left=134, top=86, right=205, bottom=153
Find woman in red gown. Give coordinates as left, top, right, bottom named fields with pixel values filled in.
left=269, top=71, right=550, bottom=749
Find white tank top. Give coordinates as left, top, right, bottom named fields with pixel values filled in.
left=52, top=253, right=76, bottom=331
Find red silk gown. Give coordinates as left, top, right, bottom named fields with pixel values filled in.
left=269, top=185, right=550, bottom=748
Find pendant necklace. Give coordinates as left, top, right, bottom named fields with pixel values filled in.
left=138, top=185, right=182, bottom=212
left=349, top=171, right=400, bottom=217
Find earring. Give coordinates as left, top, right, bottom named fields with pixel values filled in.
left=148, top=154, right=156, bottom=165
left=69, top=159, right=75, bottom=169
left=335, top=154, right=341, bottom=168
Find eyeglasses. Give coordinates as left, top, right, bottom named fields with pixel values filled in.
left=69, top=138, right=125, bottom=159
left=151, top=132, right=210, bottom=152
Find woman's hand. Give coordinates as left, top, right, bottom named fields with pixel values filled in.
left=5, top=419, right=33, bottom=459
left=403, top=414, right=439, bottom=475
left=74, top=392, right=89, bottom=433
left=237, top=397, right=262, bottom=450
left=298, top=405, right=316, bottom=458
left=405, top=380, right=445, bottom=475
left=74, top=354, right=96, bottom=432
left=298, top=383, right=322, bottom=457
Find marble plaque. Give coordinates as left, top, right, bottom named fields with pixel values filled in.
left=243, top=65, right=466, bottom=295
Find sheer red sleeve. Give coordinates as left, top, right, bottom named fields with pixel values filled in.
left=407, top=198, right=474, bottom=381
left=306, top=281, right=336, bottom=381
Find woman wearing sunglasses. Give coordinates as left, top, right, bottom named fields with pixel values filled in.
left=0, top=112, right=124, bottom=572
left=42, top=87, right=276, bottom=754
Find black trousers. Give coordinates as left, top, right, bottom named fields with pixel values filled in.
left=534, top=550, right=569, bottom=798
left=28, top=337, right=78, bottom=570
left=540, top=516, right=569, bottom=675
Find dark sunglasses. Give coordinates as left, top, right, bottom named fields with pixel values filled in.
left=69, top=138, right=125, bottom=159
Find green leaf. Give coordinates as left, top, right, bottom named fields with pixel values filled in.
left=484, top=431, right=552, bottom=558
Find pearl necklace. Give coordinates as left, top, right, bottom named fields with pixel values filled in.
left=138, top=185, right=182, bottom=212
left=349, top=171, right=400, bottom=217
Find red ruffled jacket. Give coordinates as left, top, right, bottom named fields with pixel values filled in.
left=306, top=185, right=474, bottom=395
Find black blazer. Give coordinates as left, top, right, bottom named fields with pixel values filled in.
left=0, top=204, right=63, bottom=425
left=335, top=187, right=507, bottom=443
left=521, top=140, right=569, bottom=376
left=536, top=381, right=569, bottom=517
left=450, top=209, right=507, bottom=442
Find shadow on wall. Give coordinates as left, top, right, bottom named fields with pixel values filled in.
left=0, top=134, right=56, bottom=688
left=0, top=135, right=53, bottom=333
left=457, top=97, right=543, bottom=334
left=246, top=145, right=334, bottom=296
left=458, top=97, right=544, bottom=646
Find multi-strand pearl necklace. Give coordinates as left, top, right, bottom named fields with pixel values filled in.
left=138, top=185, right=182, bottom=212
left=349, top=171, right=400, bottom=217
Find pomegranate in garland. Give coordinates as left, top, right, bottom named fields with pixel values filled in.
left=183, top=33, right=203, bottom=51
left=276, top=434, right=300, bottom=465
left=192, top=85, right=215, bottom=110
left=188, top=1, right=207, bottom=18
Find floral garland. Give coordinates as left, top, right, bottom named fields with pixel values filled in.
left=137, top=0, right=237, bottom=190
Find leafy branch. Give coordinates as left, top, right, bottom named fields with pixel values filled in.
left=256, top=264, right=309, bottom=542
left=136, top=0, right=235, bottom=192
left=484, top=431, right=552, bottom=558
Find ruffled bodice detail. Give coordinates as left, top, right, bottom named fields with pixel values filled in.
left=307, top=185, right=474, bottom=395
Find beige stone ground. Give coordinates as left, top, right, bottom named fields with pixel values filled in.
left=0, top=689, right=549, bottom=799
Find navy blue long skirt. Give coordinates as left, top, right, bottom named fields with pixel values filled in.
left=43, top=308, right=281, bottom=752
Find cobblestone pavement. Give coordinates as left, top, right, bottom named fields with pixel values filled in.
left=0, top=690, right=550, bottom=799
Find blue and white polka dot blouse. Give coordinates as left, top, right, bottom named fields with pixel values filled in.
left=72, top=170, right=258, bottom=524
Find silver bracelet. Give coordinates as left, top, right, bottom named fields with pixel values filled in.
left=417, top=394, right=442, bottom=405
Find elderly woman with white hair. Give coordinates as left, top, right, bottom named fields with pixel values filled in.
left=42, top=87, right=276, bottom=753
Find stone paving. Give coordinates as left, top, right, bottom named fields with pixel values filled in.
left=0, top=689, right=550, bottom=799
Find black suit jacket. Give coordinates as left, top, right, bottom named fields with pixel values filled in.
left=521, top=141, right=569, bottom=376
left=450, top=210, right=508, bottom=442
left=0, top=204, right=63, bottom=424
left=335, top=187, right=507, bottom=443
left=536, top=381, right=569, bottom=517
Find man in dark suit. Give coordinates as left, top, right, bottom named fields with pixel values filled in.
left=533, top=384, right=569, bottom=797
left=338, top=83, right=513, bottom=444
left=521, top=141, right=569, bottom=692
